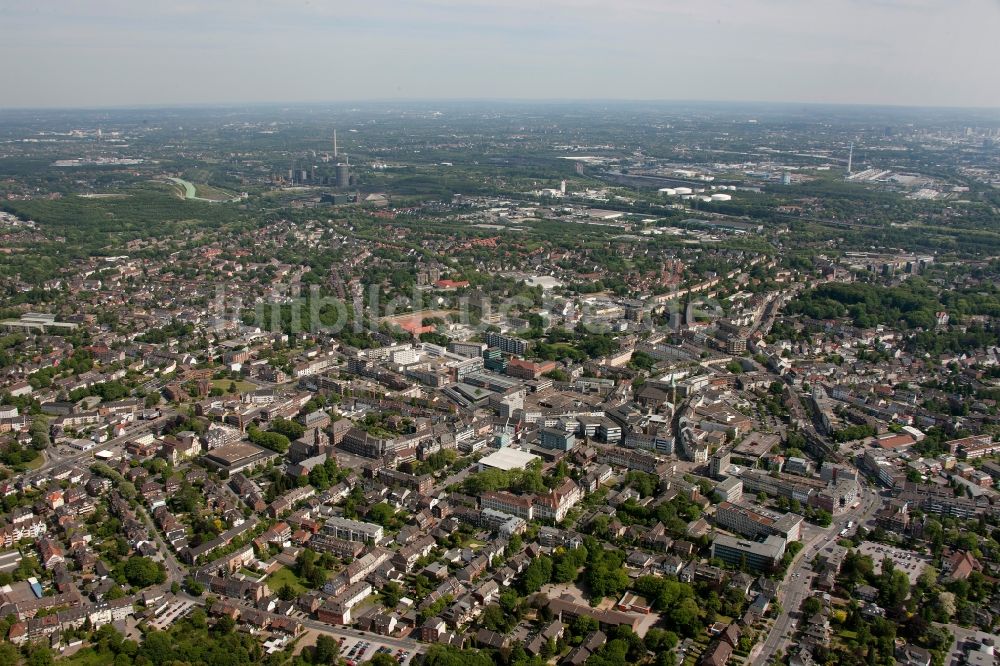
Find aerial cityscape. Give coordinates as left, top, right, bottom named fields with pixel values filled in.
left=2, top=4, right=1000, bottom=666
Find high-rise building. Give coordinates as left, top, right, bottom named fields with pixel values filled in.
left=710, top=449, right=732, bottom=479
left=484, top=331, right=527, bottom=356
left=483, top=347, right=507, bottom=373
left=711, top=534, right=786, bottom=573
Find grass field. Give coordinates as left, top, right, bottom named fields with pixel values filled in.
left=267, top=566, right=307, bottom=595
left=683, top=632, right=712, bottom=666
left=381, top=308, right=457, bottom=325
left=211, top=378, right=257, bottom=394
left=60, top=648, right=114, bottom=666
left=167, top=177, right=237, bottom=202
left=190, top=182, right=238, bottom=202
left=542, top=342, right=578, bottom=355
left=20, top=454, right=45, bottom=471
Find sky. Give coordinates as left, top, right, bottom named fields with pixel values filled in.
left=2, top=0, right=999, bottom=109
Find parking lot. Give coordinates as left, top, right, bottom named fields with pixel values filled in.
left=857, top=541, right=929, bottom=585
left=339, top=636, right=414, bottom=666
left=148, top=600, right=196, bottom=631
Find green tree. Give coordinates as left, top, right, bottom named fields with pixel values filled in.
left=215, top=614, right=235, bottom=634
left=367, top=502, right=396, bottom=527
left=314, top=635, right=340, bottom=665
left=0, top=643, right=18, bottom=666
left=423, top=645, right=494, bottom=666
left=269, top=417, right=305, bottom=441
left=644, top=628, right=679, bottom=653
left=802, top=596, right=822, bottom=616
left=572, top=614, right=599, bottom=637
left=122, top=556, right=166, bottom=588
left=27, top=646, right=54, bottom=666
left=309, top=464, right=331, bottom=490
left=365, top=655, right=399, bottom=666
left=381, top=581, right=403, bottom=609
left=481, top=604, right=509, bottom=632
left=520, top=555, right=553, bottom=594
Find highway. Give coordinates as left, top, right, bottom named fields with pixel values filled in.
left=750, top=482, right=883, bottom=666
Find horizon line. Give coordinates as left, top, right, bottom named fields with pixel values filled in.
left=2, top=96, right=1000, bottom=115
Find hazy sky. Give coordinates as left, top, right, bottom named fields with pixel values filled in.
left=3, top=0, right=999, bottom=109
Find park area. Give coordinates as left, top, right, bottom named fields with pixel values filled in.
left=266, top=565, right=307, bottom=596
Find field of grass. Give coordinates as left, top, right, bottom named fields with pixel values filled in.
left=210, top=378, right=257, bottom=394
left=381, top=308, right=456, bottom=325
left=542, top=342, right=578, bottom=355
left=682, top=632, right=712, bottom=666
left=19, top=454, right=45, bottom=471
left=60, top=648, right=115, bottom=666
left=167, top=177, right=237, bottom=202
left=267, top=566, right=306, bottom=595
left=6, top=185, right=240, bottom=235
left=190, top=182, right=238, bottom=202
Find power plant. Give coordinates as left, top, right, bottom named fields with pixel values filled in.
left=283, top=130, right=352, bottom=187
left=336, top=161, right=350, bottom=188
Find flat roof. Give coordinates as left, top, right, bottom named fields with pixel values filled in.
left=713, top=533, right=786, bottom=558
left=876, top=433, right=916, bottom=449
left=734, top=431, right=780, bottom=458
left=717, top=477, right=742, bottom=491
left=479, top=448, right=540, bottom=472
left=204, top=441, right=273, bottom=465
left=1, top=319, right=78, bottom=330
left=525, top=276, right=564, bottom=290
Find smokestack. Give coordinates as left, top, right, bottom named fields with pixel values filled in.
left=334, top=129, right=338, bottom=159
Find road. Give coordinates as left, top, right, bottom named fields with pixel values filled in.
left=437, top=461, right=477, bottom=492
left=26, top=412, right=175, bottom=484
left=137, top=508, right=425, bottom=655
left=150, top=589, right=424, bottom=654
left=750, top=482, right=884, bottom=666
left=937, top=622, right=989, bottom=666
left=165, top=177, right=238, bottom=203
left=137, top=506, right=188, bottom=590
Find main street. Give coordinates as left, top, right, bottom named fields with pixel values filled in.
left=137, top=506, right=188, bottom=589
left=149, top=589, right=425, bottom=655
left=25, top=412, right=175, bottom=484
left=137, top=498, right=425, bottom=656
left=750, top=481, right=884, bottom=666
